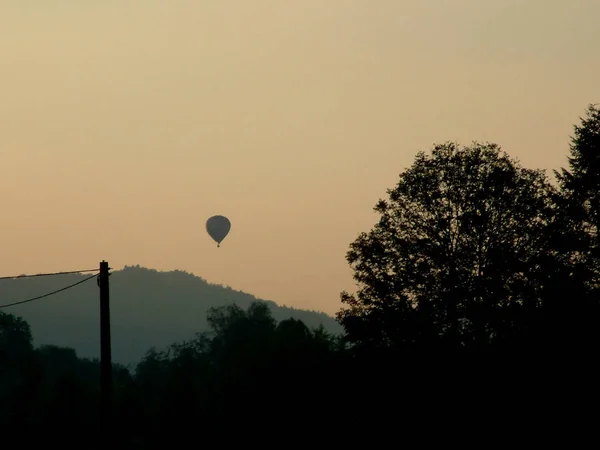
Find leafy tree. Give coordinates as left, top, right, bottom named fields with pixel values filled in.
left=130, top=301, right=342, bottom=441
left=0, top=312, right=37, bottom=423
left=337, top=142, right=560, bottom=351
left=0, top=311, right=33, bottom=360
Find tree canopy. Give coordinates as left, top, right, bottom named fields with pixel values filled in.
left=337, top=140, right=592, bottom=352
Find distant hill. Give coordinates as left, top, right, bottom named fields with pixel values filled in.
left=0, top=265, right=343, bottom=366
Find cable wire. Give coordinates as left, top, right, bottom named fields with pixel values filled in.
left=0, top=273, right=99, bottom=309
left=0, top=268, right=99, bottom=280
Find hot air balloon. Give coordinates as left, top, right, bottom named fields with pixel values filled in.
left=206, top=215, right=231, bottom=247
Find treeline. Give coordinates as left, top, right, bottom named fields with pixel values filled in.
left=1, top=302, right=349, bottom=446
left=3, top=264, right=342, bottom=366
left=1, top=104, right=599, bottom=444
left=338, top=105, right=600, bottom=358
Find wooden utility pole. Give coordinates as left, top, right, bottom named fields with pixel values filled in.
left=99, top=260, right=112, bottom=437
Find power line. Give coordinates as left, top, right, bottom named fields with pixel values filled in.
left=0, top=268, right=99, bottom=281
left=0, top=273, right=99, bottom=309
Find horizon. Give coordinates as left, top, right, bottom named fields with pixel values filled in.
left=2, top=1, right=599, bottom=315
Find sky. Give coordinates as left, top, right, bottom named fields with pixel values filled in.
left=1, top=0, right=599, bottom=315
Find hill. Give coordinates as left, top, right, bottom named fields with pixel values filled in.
left=0, top=265, right=343, bottom=366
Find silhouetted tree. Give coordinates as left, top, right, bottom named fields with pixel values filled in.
left=0, top=311, right=39, bottom=428
left=543, top=104, right=600, bottom=359
left=129, top=300, right=344, bottom=442
left=337, top=142, right=560, bottom=352
left=0, top=311, right=33, bottom=361
left=555, top=103, right=600, bottom=284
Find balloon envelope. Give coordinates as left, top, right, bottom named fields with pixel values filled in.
left=206, top=215, right=231, bottom=247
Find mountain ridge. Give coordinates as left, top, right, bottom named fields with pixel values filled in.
left=1, top=265, right=343, bottom=366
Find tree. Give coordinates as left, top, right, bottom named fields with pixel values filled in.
left=535, top=103, right=600, bottom=359
left=337, top=142, right=559, bottom=351
left=0, top=312, right=37, bottom=428
left=555, top=103, right=600, bottom=286
left=207, top=301, right=277, bottom=365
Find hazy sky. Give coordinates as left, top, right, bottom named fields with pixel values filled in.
left=1, top=1, right=599, bottom=315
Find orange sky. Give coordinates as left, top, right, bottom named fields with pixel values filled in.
left=1, top=0, right=599, bottom=315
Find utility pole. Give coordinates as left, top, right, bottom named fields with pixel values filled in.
left=98, top=260, right=112, bottom=439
